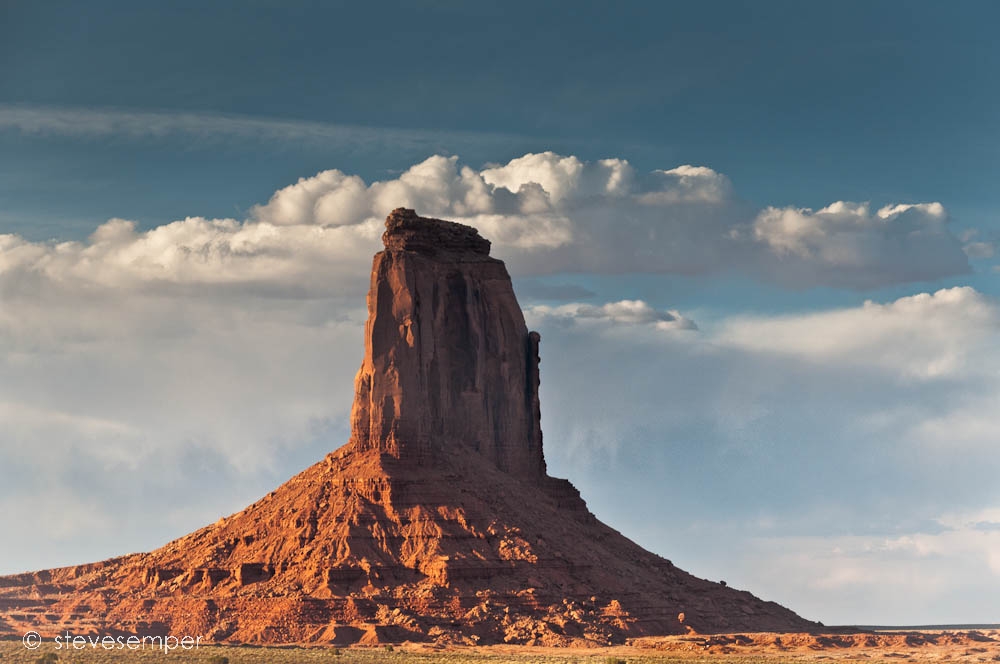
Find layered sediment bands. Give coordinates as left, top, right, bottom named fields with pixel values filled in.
left=350, top=208, right=545, bottom=479
left=0, top=209, right=818, bottom=646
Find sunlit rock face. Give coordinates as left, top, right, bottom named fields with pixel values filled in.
left=350, top=208, right=545, bottom=479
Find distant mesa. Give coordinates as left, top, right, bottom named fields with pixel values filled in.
left=0, top=208, right=817, bottom=646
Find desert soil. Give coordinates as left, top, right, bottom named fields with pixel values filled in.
left=2, top=630, right=997, bottom=663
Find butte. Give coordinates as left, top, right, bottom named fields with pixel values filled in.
left=0, top=209, right=818, bottom=646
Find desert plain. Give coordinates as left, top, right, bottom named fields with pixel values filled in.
left=3, top=629, right=999, bottom=664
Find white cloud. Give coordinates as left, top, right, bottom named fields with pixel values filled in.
left=526, top=299, right=697, bottom=330
left=0, top=216, right=382, bottom=297
left=481, top=152, right=589, bottom=203
left=715, top=287, right=999, bottom=379
left=639, top=165, right=732, bottom=205
left=732, top=517, right=1000, bottom=623
left=527, top=287, right=1000, bottom=624
left=299, top=151, right=741, bottom=279
left=0, top=276, right=366, bottom=573
left=963, top=240, right=995, bottom=259
left=252, top=152, right=968, bottom=286
left=959, top=229, right=997, bottom=260
left=0, top=491, right=114, bottom=541
left=906, top=395, right=1000, bottom=452
left=0, top=153, right=971, bottom=295
left=754, top=201, right=948, bottom=257
left=0, top=104, right=518, bottom=153
left=751, top=201, right=967, bottom=288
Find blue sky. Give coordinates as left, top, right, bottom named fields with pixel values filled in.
left=4, top=1, right=998, bottom=239
left=1, top=1, right=999, bottom=625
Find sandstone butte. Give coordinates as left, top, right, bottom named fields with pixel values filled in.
left=0, top=209, right=819, bottom=646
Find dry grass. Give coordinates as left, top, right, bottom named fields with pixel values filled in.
left=0, top=641, right=817, bottom=664
left=6, top=632, right=998, bottom=664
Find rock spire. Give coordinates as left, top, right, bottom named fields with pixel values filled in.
left=350, top=208, right=545, bottom=478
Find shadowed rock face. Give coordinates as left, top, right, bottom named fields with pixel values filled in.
left=0, top=209, right=817, bottom=646
left=350, top=209, right=545, bottom=478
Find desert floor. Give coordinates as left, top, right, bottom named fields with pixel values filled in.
left=2, top=630, right=998, bottom=664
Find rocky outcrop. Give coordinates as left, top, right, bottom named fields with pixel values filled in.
left=350, top=208, right=545, bottom=478
left=0, top=209, right=818, bottom=646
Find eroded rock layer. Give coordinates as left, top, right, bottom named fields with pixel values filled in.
left=350, top=209, right=545, bottom=478
left=0, top=209, right=817, bottom=646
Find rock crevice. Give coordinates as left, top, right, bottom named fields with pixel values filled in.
left=350, top=208, right=546, bottom=478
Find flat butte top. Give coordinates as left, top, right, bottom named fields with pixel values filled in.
left=382, top=208, right=494, bottom=260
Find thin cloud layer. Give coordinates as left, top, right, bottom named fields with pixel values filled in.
left=526, top=299, right=698, bottom=331
left=717, top=287, right=998, bottom=379
left=526, top=287, right=1000, bottom=623
left=0, top=104, right=518, bottom=154
left=731, top=516, right=1000, bottom=624
left=0, top=287, right=365, bottom=573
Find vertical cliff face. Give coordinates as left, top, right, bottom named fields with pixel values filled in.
left=349, top=208, right=546, bottom=479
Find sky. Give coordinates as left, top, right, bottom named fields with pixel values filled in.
left=1, top=0, right=998, bottom=626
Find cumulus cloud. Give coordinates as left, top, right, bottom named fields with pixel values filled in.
left=0, top=216, right=382, bottom=298
left=750, top=201, right=968, bottom=288
left=638, top=165, right=733, bottom=205
left=250, top=153, right=747, bottom=277
left=0, top=152, right=971, bottom=296
left=252, top=152, right=968, bottom=286
left=754, top=202, right=946, bottom=257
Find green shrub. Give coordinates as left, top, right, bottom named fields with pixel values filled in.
left=384, top=644, right=394, bottom=652
left=206, top=656, right=229, bottom=664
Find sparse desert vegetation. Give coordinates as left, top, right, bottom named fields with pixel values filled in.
left=0, top=641, right=809, bottom=664
left=2, top=630, right=999, bottom=664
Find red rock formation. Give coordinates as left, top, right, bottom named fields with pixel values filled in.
left=350, top=209, right=545, bottom=478
left=0, top=209, right=817, bottom=646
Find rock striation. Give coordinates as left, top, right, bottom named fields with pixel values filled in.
left=350, top=209, right=545, bottom=478
left=0, top=209, right=817, bottom=646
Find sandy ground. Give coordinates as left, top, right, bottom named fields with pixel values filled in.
left=407, top=630, right=1000, bottom=662
left=2, top=629, right=998, bottom=663
left=631, top=629, right=1000, bottom=661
